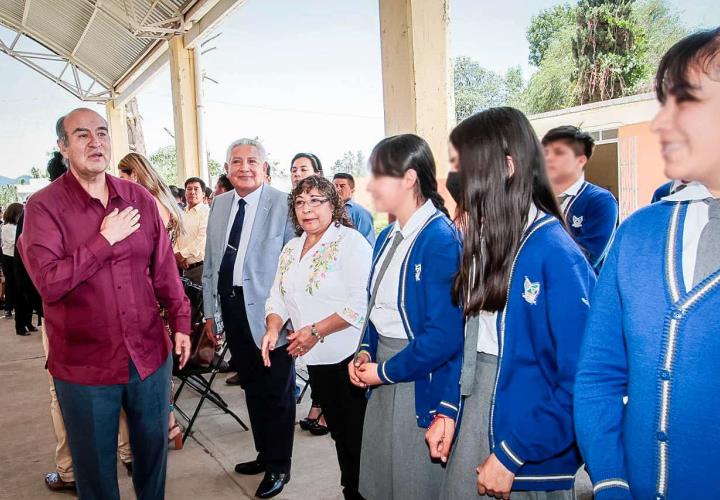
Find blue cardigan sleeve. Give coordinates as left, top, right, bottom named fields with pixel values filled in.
left=493, top=252, right=596, bottom=474
left=377, top=235, right=464, bottom=417
left=577, top=192, right=618, bottom=272
left=574, top=235, right=632, bottom=500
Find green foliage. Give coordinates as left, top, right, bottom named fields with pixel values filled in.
left=332, top=150, right=367, bottom=177
left=572, top=0, right=650, bottom=104
left=29, top=166, right=45, bottom=179
left=521, top=24, right=578, bottom=114
left=454, top=57, right=526, bottom=121
left=0, top=186, right=18, bottom=208
left=208, top=158, right=223, bottom=177
left=149, top=145, right=178, bottom=186
left=527, top=4, right=576, bottom=66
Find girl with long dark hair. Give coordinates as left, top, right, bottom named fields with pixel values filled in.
left=433, top=108, right=596, bottom=499
left=349, top=134, right=464, bottom=500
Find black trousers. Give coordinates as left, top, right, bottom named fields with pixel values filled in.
left=308, top=355, right=368, bottom=498
left=2, top=255, right=15, bottom=312
left=220, top=289, right=295, bottom=473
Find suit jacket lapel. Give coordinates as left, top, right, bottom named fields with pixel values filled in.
left=217, top=192, right=234, bottom=255
left=244, top=184, right=271, bottom=268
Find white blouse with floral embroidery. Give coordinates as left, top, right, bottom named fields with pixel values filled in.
left=265, top=223, right=373, bottom=366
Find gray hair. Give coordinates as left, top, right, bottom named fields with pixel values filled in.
left=225, top=138, right=266, bottom=164
left=56, top=114, right=68, bottom=146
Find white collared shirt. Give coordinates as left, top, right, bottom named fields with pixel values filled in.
left=265, top=224, right=372, bottom=365
left=370, top=200, right=437, bottom=339
left=173, top=203, right=209, bottom=264
left=476, top=203, right=541, bottom=354
left=559, top=174, right=586, bottom=211
left=663, top=181, right=713, bottom=291
left=1, top=223, right=16, bottom=257
left=225, top=185, right=263, bottom=286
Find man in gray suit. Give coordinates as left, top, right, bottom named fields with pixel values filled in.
left=202, top=138, right=295, bottom=499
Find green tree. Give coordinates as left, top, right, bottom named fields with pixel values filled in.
left=149, top=145, right=178, bottom=186
left=521, top=24, right=577, bottom=113
left=208, top=158, right=223, bottom=177
left=0, top=185, right=18, bottom=208
left=332, top=150, right=368, bottom=177
left=527, top=4, right=576, bottom=66
left=572, top=0, right=649, bottom=104
left=453, top=57, right=526, bottom=121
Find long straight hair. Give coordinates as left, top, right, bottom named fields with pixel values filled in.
left=118, top=153, right=185, bottom=234
left=451, top=107, right=563, bottom=314
left=369, top=134, right=449, bottom=217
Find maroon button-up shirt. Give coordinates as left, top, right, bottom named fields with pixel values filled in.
left=18, top=172, right=190, bottom=385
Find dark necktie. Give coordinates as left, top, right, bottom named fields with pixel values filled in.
left=692, top=198, right=720, bottom=287
left=218, top=199, right=247, bottom=295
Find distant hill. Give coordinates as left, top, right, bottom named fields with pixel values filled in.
left=0, top=175, right=31, bottom=186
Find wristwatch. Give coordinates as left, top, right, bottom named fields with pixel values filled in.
left=310, top=323, right=324, bottom=343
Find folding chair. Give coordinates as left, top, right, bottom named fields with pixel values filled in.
left=172, top=278, right=249, bottom=444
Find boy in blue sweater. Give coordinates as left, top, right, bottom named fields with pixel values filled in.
left=542, top=126, right=618, bottom=272
left=575, top=27, right=720, bottom=499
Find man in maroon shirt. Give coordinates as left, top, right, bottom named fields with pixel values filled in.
left=18, top=108, right=191, bottom=500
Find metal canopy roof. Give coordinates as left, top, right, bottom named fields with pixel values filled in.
left=0, top=0, right=205, bottom=102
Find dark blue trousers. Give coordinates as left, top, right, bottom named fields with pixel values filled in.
left=54, top=356, right=171, bottom=500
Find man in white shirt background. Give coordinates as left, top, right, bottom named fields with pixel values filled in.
left=174, top=177, right=210, bottom=285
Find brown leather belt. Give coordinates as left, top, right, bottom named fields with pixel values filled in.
left=185, top=261, right=204, bottom=271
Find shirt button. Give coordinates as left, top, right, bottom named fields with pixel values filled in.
left=660, top=370, right=670, bottom=380
left=672, top=310, right=683, bottom=320
left=656, top=495, right=665, bottom=500
left=657, top=431, right=668, bottom=442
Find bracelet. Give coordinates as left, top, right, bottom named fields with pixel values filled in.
left=310, top=323, right=324, bottom=343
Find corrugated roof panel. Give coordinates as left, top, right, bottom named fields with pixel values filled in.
left=74, top=10, right=150, bottom=85
left=25, top=0, right=94, bottom=53
left=0, top=0, right=24, bottom=24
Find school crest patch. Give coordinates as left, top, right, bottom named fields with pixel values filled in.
left=415, top=264, right=422, bottom=282
left=522, top=276, right=540, bottom=305
left=572, top=215, right=584, bottom=228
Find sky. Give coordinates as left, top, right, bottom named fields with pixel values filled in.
left=0, top=0, right=718, bottom=181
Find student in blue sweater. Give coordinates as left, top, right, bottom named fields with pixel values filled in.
left=348, top=134, right=464, bottom=500
left=575, top=28, right=720, bottom=500
left=651, top=179, right=688, bottom=203
left=542, top=126, right=618, bottom=272
left=431, top=107, right=596, bottom=500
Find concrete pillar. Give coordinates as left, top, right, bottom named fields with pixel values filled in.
left=106, top=100, right=130, bottom=174
left=168, top=35, right=202, bottom=183
left=378, top=0, right=453, bottom=203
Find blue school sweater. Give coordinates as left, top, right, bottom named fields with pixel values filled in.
left=651, top=181, right=673, bottom=203
left=357, top=210, right=465, bottom=427
left=564, top=182, right=618, bottom=272
left=485, top=214, right=596, bottom=491
left=575, top=201, right=720, bottom=499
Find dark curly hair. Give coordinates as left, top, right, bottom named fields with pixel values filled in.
left=289, top=175, right=353, bottom=236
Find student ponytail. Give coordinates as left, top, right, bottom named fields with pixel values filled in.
left=369, top=134, right=449, bottom=217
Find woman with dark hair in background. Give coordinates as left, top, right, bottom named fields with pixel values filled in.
left=291, top=152, right=324, bottom=187
left=262, top=175, right=371, bottom=500
left=434, top=107, right=595, bottom=500
left=2, top=203, right=26, bottom=334
left=350, top=134, right=464, bottom=500
left=214, top=174, right=234, bottom=196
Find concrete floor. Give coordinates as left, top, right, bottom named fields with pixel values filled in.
left=0, top=316, right=591, bottom=500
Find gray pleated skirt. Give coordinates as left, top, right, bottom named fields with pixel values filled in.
left=441, top=352, right=573, bottom=500
left=359, top=335, right=446, bottom=500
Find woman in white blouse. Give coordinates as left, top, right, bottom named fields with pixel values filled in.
left=262, top=175, right=372, bottom=500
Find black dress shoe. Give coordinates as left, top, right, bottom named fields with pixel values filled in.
left=255, top=472, right=290, bottom=499
left=26, top=324, right=38, bottom=332
left=44, top=472, right=76, bottom=491
left=234, top=459, right=265, bottom=475
left=16, top=327, right=30, bottom=336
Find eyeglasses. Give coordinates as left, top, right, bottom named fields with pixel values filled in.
left=293, top=198, right=329, bottom=209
